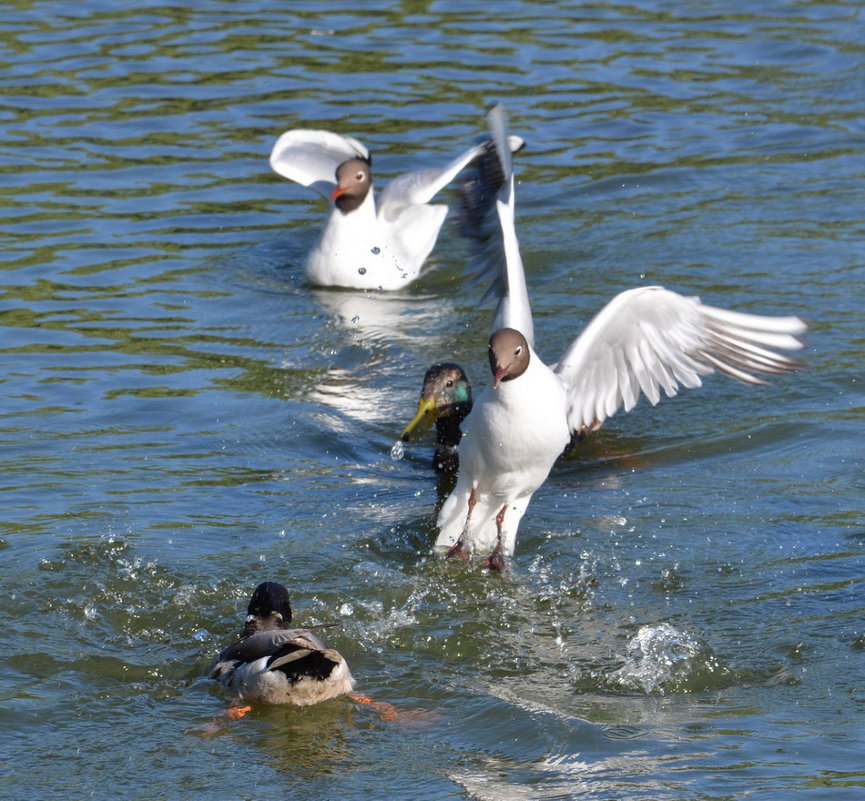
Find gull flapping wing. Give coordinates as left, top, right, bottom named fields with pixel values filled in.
left=269, top=129, right=369, bottom=200
left=376, top=141, right=488, bottom=221
left=492, top=198, right=534, bottom=347
left=459, top=104, right=534, bottom=346
left=552, top=286, right=807, bottom=437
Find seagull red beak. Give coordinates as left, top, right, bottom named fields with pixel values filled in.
left=329, top=185, right=348, bottom=203
left=492, top=364, right=508, bottom=389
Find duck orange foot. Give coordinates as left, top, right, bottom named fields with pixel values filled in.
left=349, top=692, right=399, bottom=722
left=224, top=705, right=252, bottom=720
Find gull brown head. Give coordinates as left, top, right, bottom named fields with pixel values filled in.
left=330, top=157, right=372, bottom=213
left=488, top=328, right=529, bottom=388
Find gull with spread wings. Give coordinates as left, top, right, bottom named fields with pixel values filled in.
left=269, top=117, right=524, bottom=290
left=419, top=106, right=806, bottom=570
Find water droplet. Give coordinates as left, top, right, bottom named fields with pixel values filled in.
left=357, top=267, right=367, bottom=275
left=370, top=246, right=381, bottom=255
left=390, top=440, right=405, bottom=460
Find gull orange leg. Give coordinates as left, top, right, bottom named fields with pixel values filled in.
left=480, top=503, right=509, bottom=572
left=446, top=486, right=476, bottom=562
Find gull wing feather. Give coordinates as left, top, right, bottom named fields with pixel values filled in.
left=553, top=286, right=806, bottom=436
left=269, top=129, right=369, bottom=200
left=376, top=141, right=487, bottom=221
left=492, top=198, right=534, bottom=346
left=460, top=104, right=533, bottom=346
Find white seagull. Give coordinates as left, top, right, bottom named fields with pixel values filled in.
left=269, top=119, right=524, bottom=291
left=434, top=106, right=808, bottom=570
left=209, top=581, right=355, bottom=707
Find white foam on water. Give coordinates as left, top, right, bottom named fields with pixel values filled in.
left=609, top=622, right=715, bottom=694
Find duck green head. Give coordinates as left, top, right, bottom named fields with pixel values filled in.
left=401, top=362, right=472, bottom=442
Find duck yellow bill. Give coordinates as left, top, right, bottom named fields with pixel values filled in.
left=400, top=397, right=438, bottom=442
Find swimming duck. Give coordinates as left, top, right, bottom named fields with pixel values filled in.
left=209, top=581, right=355, bottom=706
left=400, top=362, right=473, bottom=474
left=432, top=106, right=807, bottom=569
left=268, top=119, right=525, bottom=290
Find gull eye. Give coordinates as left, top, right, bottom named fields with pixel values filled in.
left=355, top=171, right=365, bottom=181
left=515, top=345, right=523, bottom=356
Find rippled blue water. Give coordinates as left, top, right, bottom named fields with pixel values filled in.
left=2, top=1, right=864, bottom=799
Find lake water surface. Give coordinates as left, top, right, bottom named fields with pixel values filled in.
left=2, top=1, right=864, bottom=799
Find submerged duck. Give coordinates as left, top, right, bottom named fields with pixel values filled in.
left=268, top=119, right=524, bottom=291
left=209, top=581, right=355, bottom=706
left=427, top=106, right=807, bottom=569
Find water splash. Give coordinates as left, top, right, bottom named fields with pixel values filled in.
left=389, top=439, right=405, bottom=460
left=609, top=622, right=728, bottom=694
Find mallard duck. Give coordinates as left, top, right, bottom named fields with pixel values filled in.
left=209, top=581, right=355, bottom=706
left=432, top=105, right=807, bottom=569
left=400, top=362, right=473, bottom=474
left=268, top=118, right=524, bottom=290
